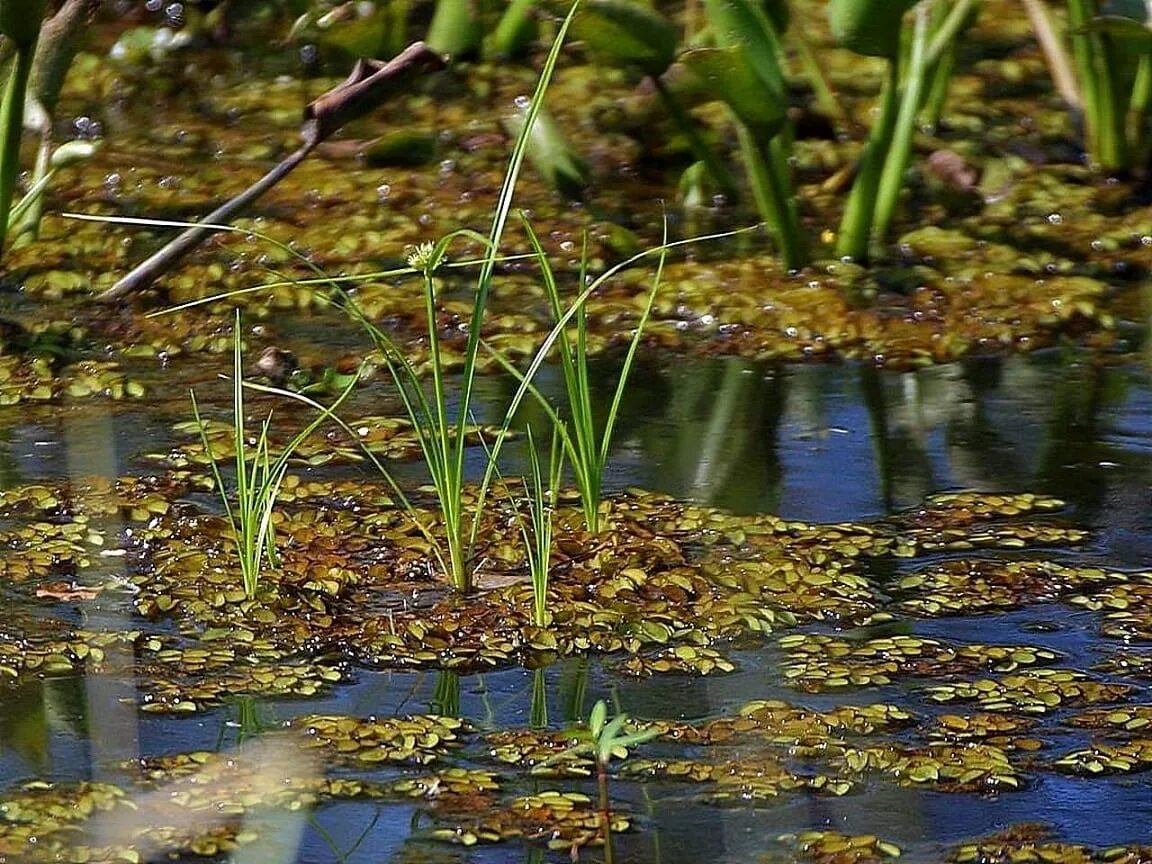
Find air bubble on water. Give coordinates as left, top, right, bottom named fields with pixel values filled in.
left=377, top=184, right=391, bottom=201
left=1047, top=212, right=1062, bottom=224
left=513, top=95, right=531, bottom=109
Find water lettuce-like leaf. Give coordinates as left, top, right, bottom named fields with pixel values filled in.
left=703, top=0, right=787, bottom=94
left=828, top=0, right=918, bottom=58
left=680, top=46, right=786, bottom=137
left=504, top=105, right=588, bottom=198
left=571, top=0, right=677, bottom=77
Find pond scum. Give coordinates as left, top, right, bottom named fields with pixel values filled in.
left=0, top=0, right=1151, bottom=862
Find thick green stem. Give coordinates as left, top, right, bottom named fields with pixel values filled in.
left=738, top=125, right=806, bottom=270
left=653, top=76, right=740, bottom=202
left=0, top=44, right=34, bottom=255
left=791, top=24, right=848, bottom=125
left=870, top=4, right=931, bottom=258
left=924, top=0, right=979, bottom=67
left=1126, top=50, right=1150, bottom=167
left=1067, top=0, right=1126, bottom=169
left=835, top=56, right=901, bottom=262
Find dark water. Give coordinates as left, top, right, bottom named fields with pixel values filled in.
left=3, top=351, right=1152, bottom=861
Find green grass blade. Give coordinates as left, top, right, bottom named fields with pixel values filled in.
left=599, top=218, right=668, bottom=470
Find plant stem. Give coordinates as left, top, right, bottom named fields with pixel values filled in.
left=738, top=125, right=805, bottom=270
left=870, top=3, right=931, bottom=257
left=1022, top=0, right=1081, bottom=109
left=924, top=0, right=979, bottom=67
left=0, top=43, right=34, bottom=255
left=597, top=759, right=614, bottom=864
left=1066, top=0, right=1126, bottom=169
left=790, top=24, right=848, bottom=125
left=835, top=54, right=901, bottom=262
left=652, top=76, right=740, bottom=202
left=1126, top=50, right=1150, bottom=168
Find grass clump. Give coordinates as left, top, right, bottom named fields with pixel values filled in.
left=191, top=310, right=356, bottom=599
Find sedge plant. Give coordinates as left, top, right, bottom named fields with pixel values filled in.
left=190, top=310, right=358, bottom=599
left=0, top=0, right=47, bottom=256
left=519, top=221, right=665, bottom=535
left=517, top=423, right=565, bottom=627
left=1063, top=0, right=1151, bottom=172
left=340, top=2, right=581, bottom=593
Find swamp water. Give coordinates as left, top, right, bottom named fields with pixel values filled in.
left=2, top=2, right=1152, bottom=862
left=5, top=354, right=1152, bottom=863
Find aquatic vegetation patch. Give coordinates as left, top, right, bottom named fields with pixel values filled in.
left=612, top=644, right=737, bottom=677
left=924, top=670, right=1132, bottom=714
left=0, top=617, right=140, bottom=681
left=161, top=414, right=500, bottom=469
left=778, top=634, right=1060, bottom=691
left=0, top=355, right=143, bottom=404
left=777, top=830, right=902, bottom=863
left=291, top=713, right=472, bottom=766
left=921, top=713, right=1042, bottom=752
left=1067, top=578, right=1152, bottom=640
left=949, top=824, right=1094, bottom=864
left=485, top=726, right=599, bottom=777
left=1092, top=653, right=1152, bottom=682
left=837, top=742, right=1020, bottom=790
left=0, top=781, right=127, bottom=858
left=1051, top=740, right=1152, bottom=776
left=134, top=648, right=344, bottom=714
left=427, top=789, right=630, bottom=849
left=1065, top=705, right=1152, bottom=735
left=895, top=560, right=1121, bottom=617
left=619, top=755, right=854, bottom=801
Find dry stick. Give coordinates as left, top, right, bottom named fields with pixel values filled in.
left=97, top=42, right=445, bottom=302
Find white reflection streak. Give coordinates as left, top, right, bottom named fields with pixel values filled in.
left=84, top=735, right=320, bottom=862
left=64, top=406, right=141, bottom=777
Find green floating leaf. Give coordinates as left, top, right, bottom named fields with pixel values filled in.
left=679, top=46, right=786, bottom=137
left=572, top=0, right=677, bottom=77
left=828, top=0, right=918, bottom=58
